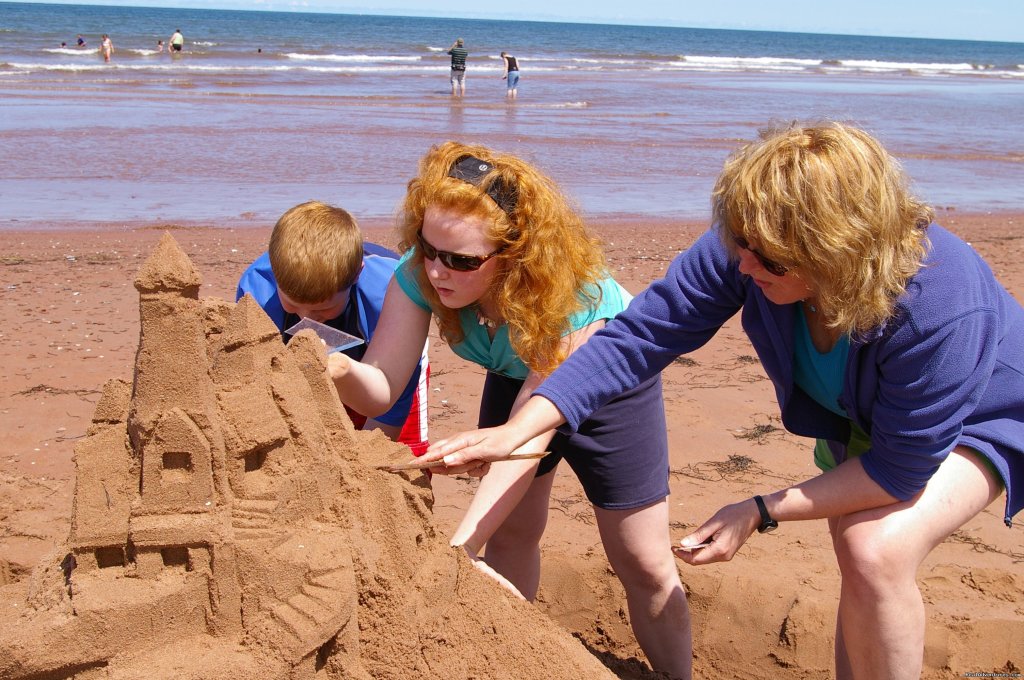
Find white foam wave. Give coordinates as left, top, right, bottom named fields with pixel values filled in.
left=284, top=53, right=421, bottom=62
left=4, top=61, right=447, bottom=74
left=44, top=47, right=99, bottom=56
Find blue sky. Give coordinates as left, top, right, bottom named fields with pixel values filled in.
left=14, top=0, right=1024, bottom=42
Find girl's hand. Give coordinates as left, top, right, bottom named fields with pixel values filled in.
left=453, top=544, right=525, bottom=600
left=673, top=498, right=762, bottom=565
left=326, top=352, right=351, bottom=380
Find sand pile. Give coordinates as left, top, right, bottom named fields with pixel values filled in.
left=0, top=233, right=615, bottom=680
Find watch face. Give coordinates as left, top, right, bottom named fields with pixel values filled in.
left=759, top=519, right=778, bottom=534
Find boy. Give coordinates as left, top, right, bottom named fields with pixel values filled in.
left=237, top=201, right=428, bottom=454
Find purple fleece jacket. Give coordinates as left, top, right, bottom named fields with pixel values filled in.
left=535, top=224, right=1024, bottom=526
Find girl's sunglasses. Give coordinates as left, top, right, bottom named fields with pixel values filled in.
left=732, top=234, right=789, bottom=277
left=417, top=230, right=504, bottom=272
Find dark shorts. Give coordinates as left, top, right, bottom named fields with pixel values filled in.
left=479, top=372, right=669, bottom=510
left=171, top=43, right=182, bottom=52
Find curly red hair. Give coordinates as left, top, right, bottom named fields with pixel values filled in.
left=398, top=141, right=606, bottom=375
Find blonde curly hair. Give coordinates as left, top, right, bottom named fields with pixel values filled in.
left=713, top=121, right=934, bottom=335
left=398, top=141, right=606, bottom=375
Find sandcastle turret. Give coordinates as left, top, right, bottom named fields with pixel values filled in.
left=129, top=233, right=223, bottom=513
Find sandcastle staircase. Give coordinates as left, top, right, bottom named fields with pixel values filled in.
left=256, top=553, right=357, bottom=662
left=230, top=498, right=281, bottom=542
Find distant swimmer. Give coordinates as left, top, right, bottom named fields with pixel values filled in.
left=169, top=29, right=184, bottom=53
left=76, top=34, right=86, bottom=48
left=100, top=34, right=113, bottom=63
left=156, top=39, right=164, bottom=53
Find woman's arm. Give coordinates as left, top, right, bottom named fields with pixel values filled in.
left=426, top=319, right=607, bottom=466
left=675, top=457, right=898, bottom=564
left=328, top=277, right=431, bottom=417
left=437, top=320, right=606, bottom=554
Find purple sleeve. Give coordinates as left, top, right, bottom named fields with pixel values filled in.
left=534, top=229, right=746, bottom=431
left=862, top=304, right=999, bottom=500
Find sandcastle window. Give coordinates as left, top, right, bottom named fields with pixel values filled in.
left=245, top=448, right=267, bottom=472
left=315, top=635, right=338, bottom=672
left=94, top=546, right=125, bottom=569
left=161, top=546, right=191, bottom=571
left=162, top=451, right=192, bottom=481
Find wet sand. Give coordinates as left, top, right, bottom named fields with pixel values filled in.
left=1, top=213, right=1022, bottom=678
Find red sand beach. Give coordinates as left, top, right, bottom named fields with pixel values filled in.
left=1, top=213, right=1022, bottom=678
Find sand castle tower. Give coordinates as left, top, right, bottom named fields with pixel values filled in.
left=0, top=234, right=617, bottom=680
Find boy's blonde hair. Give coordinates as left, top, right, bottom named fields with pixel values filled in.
left=398, top=141, right=606, bottom=376
left=269, top=201, right=364, bottom=303
left=713, top=121, right=933, bottom=335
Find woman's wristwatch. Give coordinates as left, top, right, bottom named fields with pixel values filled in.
left=753, top=495, right=778, bottom=533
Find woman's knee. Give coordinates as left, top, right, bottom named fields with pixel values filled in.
left=833, top=523, right=915, bottom=592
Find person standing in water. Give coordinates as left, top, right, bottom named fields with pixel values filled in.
left=447, top=38, right=468, bottom=97
left=100, top=34, right=113, bottom=63
left=169, top=28, right=184, bottom=53
left=500, top=51, right=520, bottom=99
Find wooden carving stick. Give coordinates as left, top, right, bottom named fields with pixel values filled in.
left=377, top=451, right=549, bottom=472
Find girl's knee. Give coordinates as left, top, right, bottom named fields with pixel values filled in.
left=488, top=520, right=545, bottom=553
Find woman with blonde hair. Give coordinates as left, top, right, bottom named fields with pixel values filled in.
left=426, top=123, right=1024, bottom=680
left=329, top=141, right=693, bottom=679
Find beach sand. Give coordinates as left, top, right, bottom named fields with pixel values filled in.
left=1, top=213, right=1022, bottom=678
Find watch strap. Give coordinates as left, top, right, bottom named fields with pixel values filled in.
left=753, top=495, right=778, bottom=533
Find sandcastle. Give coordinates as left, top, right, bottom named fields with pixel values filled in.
left=0, top=234, right=615, bottom=679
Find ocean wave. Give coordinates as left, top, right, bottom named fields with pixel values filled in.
left=284, top=53, right=421, bottom=62
left=44, top=47, right=99, bottom=56
left=5, top=53, right=1022, bottom=80
left=3, top=61, right=448, bottom=74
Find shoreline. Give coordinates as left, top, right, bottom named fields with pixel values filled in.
left=0, top=205, right=1010, bottom=235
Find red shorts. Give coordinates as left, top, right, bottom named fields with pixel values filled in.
left=346, top=361, right=429, bottom=457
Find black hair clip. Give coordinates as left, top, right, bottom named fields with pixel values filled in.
left=448, top=155, right=518, bottom=216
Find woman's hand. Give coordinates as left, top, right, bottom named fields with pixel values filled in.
left=672, top=498, right=761, bottom=565
left=426, top=424, right=519, bottom=464
left=413, top=425, right=518, bottom=476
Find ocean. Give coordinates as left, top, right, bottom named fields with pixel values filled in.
left=2, top=1, right=1023, bottom=227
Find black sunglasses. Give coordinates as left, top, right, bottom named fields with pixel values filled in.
left=417, top=230, right=504, bottom=272
left=732, top=234, right=789, bottom=277
left=448, top=155, right=518, bottom=216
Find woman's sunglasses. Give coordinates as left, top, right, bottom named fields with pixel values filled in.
left=732, top=234, right=789, bottom=277
left=417, top=230, right=504, bottom=272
